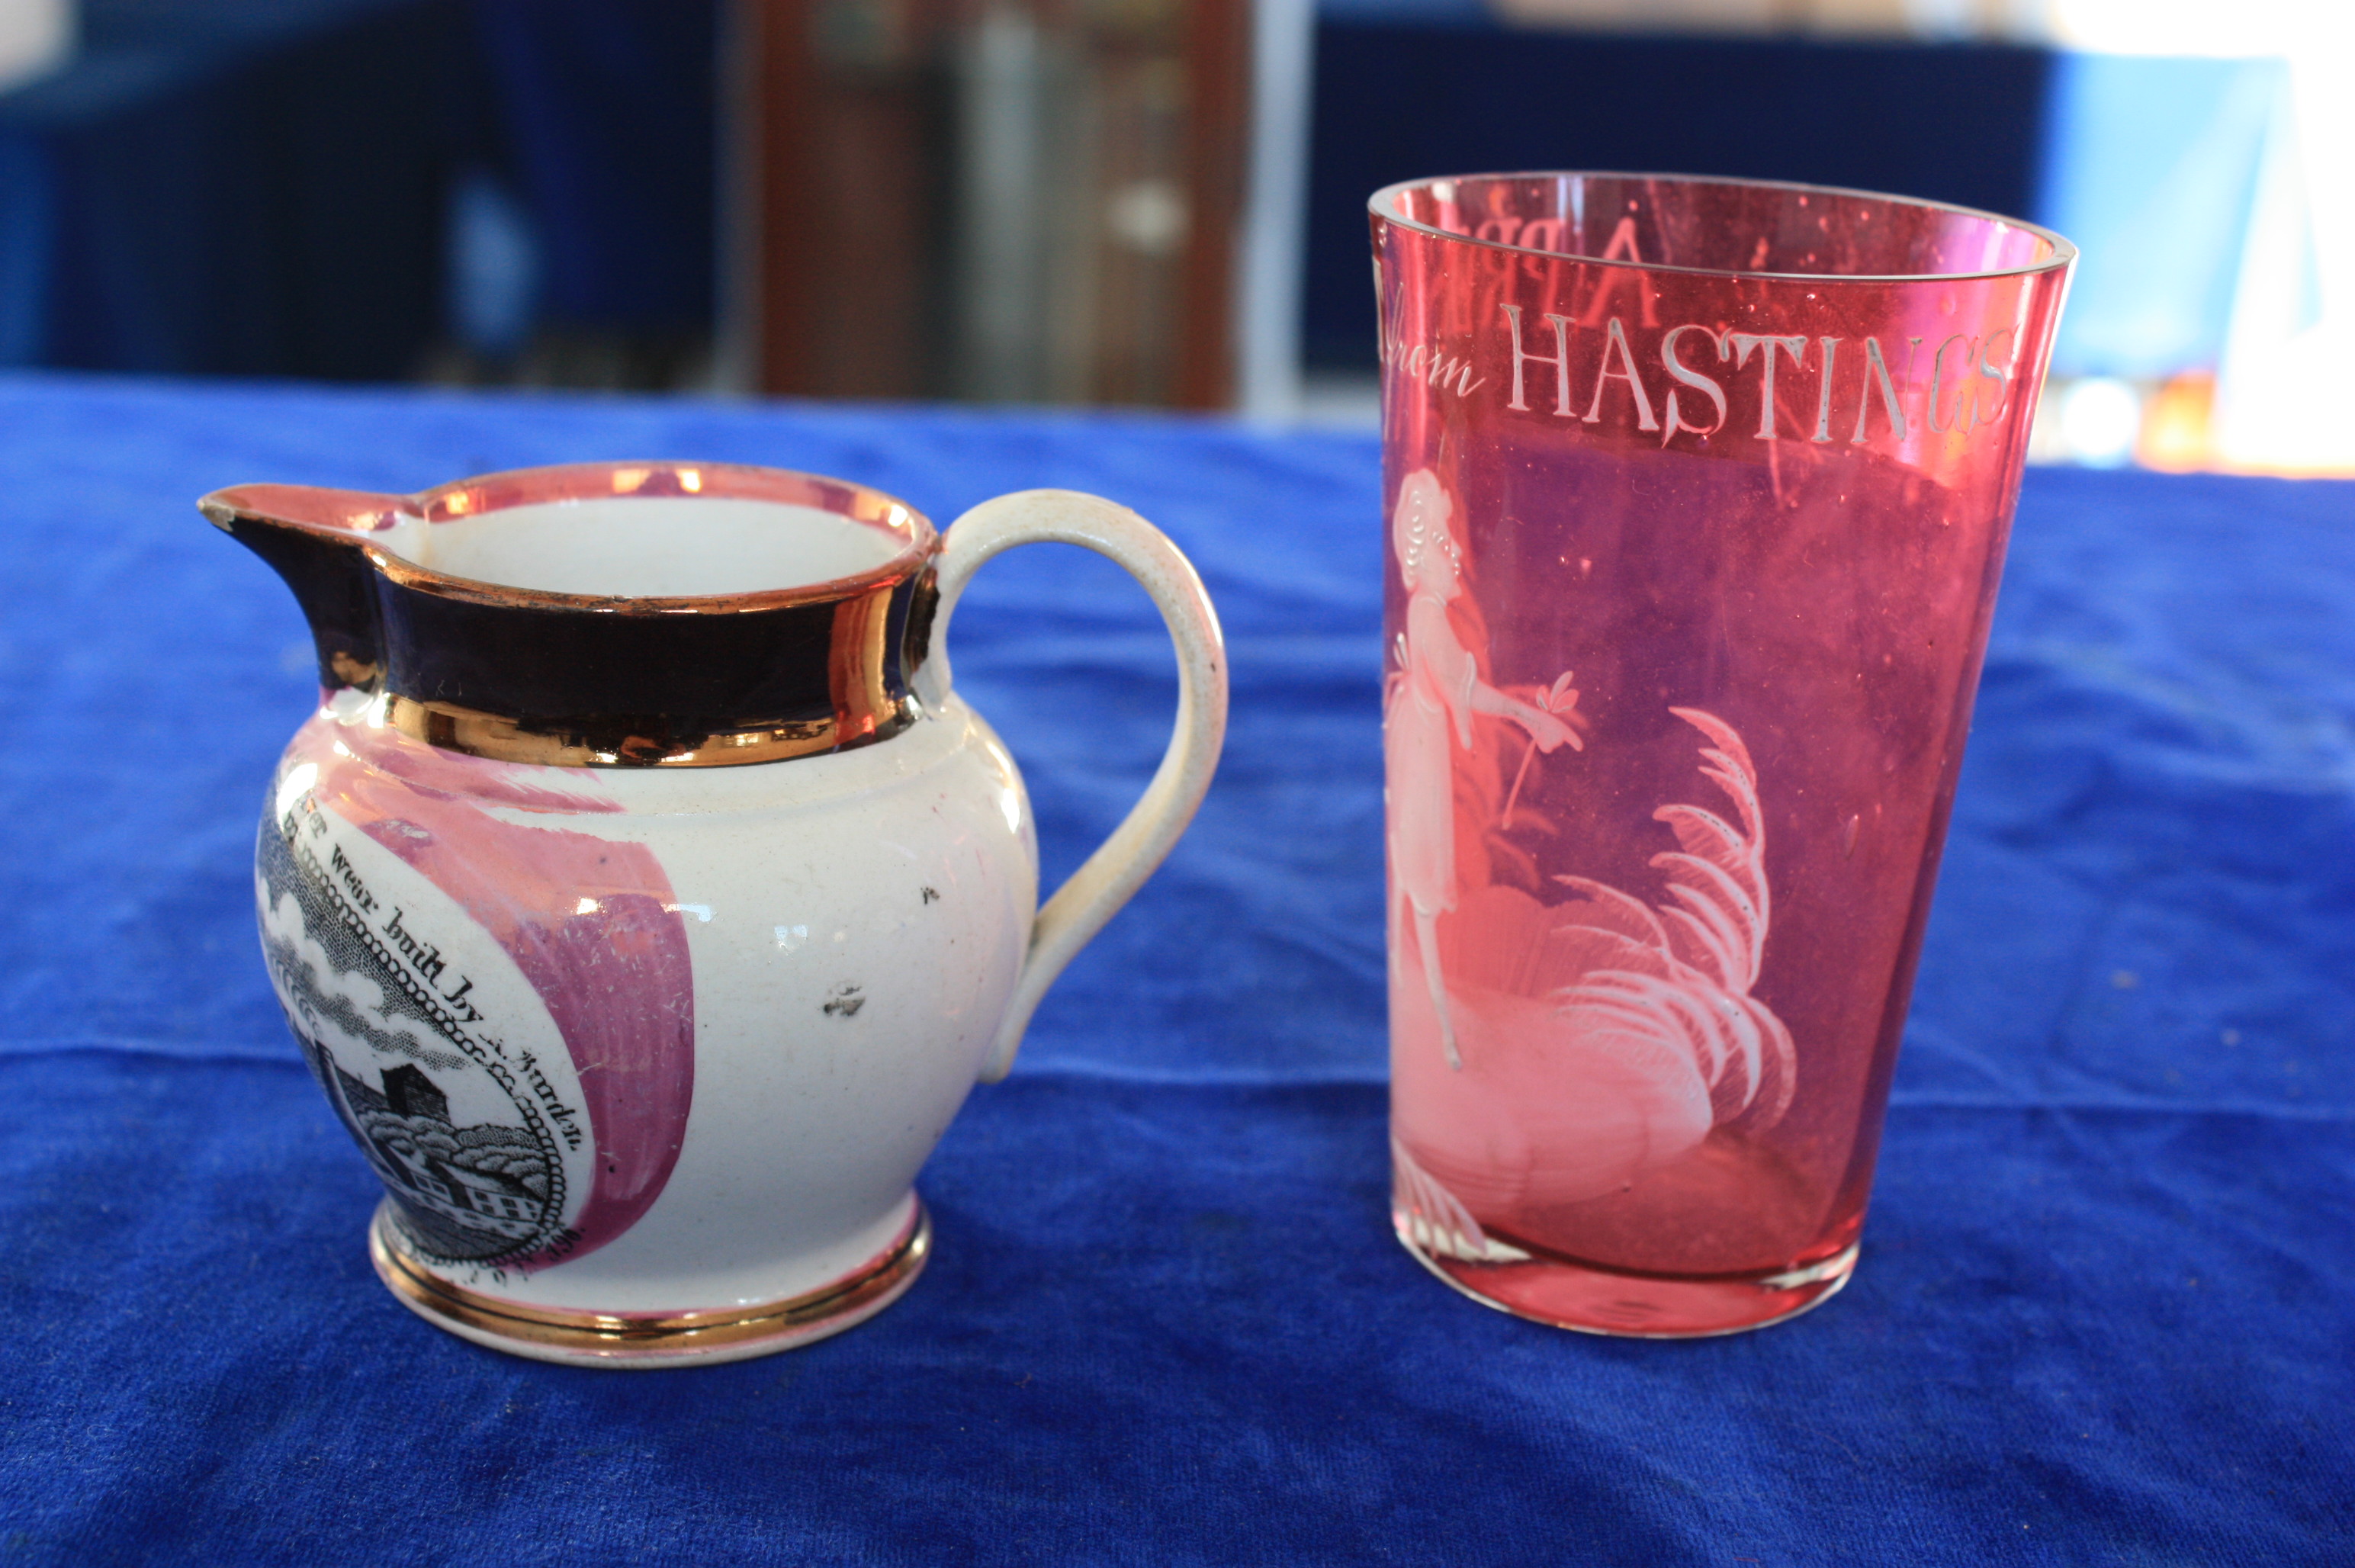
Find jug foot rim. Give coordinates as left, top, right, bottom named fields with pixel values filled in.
left=368, top=1197, right=930, bottom=1368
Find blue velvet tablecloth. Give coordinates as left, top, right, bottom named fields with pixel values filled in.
left=0, top=375, right=2347, bottom=1564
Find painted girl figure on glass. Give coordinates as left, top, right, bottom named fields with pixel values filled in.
left=1384, top=468, right=1581, bottom=1070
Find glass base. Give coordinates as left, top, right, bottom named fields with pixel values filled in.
left=1395, top=1221, right=1858, bottom=1338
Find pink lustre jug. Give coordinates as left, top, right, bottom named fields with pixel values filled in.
left=206, top=461, right=1226, bottom=1367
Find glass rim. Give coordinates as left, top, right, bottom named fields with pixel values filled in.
left=1369, top=170, right=2078, bottom=284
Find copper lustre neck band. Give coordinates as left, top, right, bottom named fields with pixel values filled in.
left=381, top=695, right=919, bottom=768
left=204, top=461, right=944, bottom=771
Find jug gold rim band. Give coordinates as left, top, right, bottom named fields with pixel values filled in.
left=381, top=695, right=917, bottom=768
left=207, top=458, right=937, bottom=771
left=201, top=461, right=942, bottom=617
left=368, top=1202, right=932, bottom=1357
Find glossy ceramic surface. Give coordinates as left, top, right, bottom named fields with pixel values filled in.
left=212, top=463, right=1226, bottom=1365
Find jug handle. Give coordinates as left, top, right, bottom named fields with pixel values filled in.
left=912, top=490, right=1228, bottom=1084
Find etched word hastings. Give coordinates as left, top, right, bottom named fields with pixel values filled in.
left=1487, top=304, right=2016, bottom=445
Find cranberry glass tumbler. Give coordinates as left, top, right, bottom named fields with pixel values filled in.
left=1377, top=175, right=2072, bottom=1335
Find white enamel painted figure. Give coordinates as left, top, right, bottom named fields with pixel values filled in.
left=1383, top=468, right=1581, bottom=1072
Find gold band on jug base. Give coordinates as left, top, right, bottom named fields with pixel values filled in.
left=368, top=1199, right=931, bottom=1367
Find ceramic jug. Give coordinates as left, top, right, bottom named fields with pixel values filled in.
left=206, top=461, right=1226, bottom=1367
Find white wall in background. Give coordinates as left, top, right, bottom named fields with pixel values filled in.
left=2210, top=18, right=2355, bottom=472
left=0, top=0, right=72, bottom=95
left=954, top=7, right=1056, bottom=403
left=1238, top=0, right=1316, bottom=421
left=2035, top=0, right=2355, bottom=471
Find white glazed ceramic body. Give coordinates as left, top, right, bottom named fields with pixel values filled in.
left=219, top=472, right=1226, bottom=1366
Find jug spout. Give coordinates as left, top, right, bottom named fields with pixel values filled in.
left=204, top=461, right=946, bottom=770
left=201, top=484, right=419, bottom=696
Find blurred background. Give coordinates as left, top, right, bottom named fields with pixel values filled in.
left=0, top=0, right=2347, bottom=473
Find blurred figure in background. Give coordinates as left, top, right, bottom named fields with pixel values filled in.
left=734, top=0, right=1254, bottom=409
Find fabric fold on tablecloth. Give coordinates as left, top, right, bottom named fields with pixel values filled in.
left=1, top=1047, right=2347, bottom=1566
left=0, top=376, right=2346, bottom=1563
